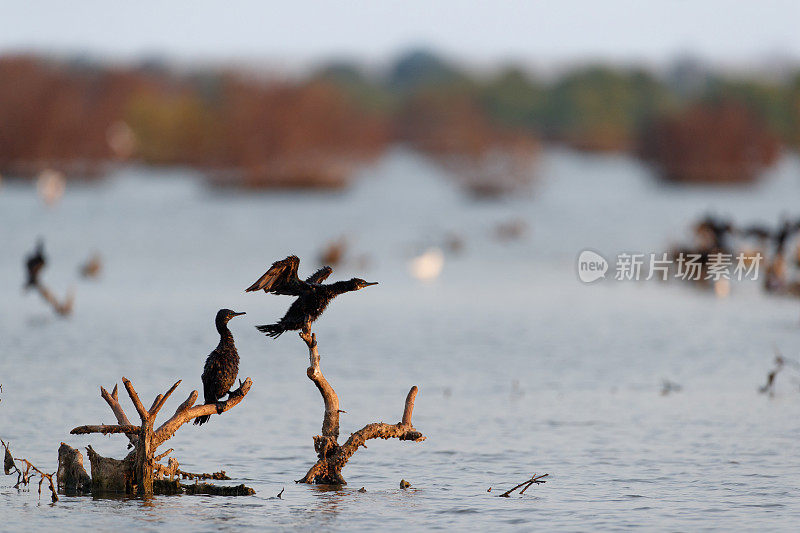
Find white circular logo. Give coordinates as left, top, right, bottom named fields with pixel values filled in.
left=577, top=250, right=608, bottom=283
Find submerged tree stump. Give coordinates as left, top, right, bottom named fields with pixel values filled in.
left=296, top=332, right=425, bottom=484
left=70, top=376, right=252, bottom=496
left=56, top=443, right=92, bottom=493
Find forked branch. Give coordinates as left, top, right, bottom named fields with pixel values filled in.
left=153, top=378, right=252, bottom=448
left=71, top=377, right=252, bottom=449
left=297, top=331, right=425, bottom=485
left=70, top=375, right=253, bottom=495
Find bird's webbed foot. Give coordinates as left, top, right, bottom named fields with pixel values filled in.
left=215, top=401, right=226, bottom=414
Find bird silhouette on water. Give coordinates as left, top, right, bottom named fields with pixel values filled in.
left=245, top=255, right=377, bottom=338
left=195, top=309, right=246, bottom=426
left=24, top=239, right=46, bottom=290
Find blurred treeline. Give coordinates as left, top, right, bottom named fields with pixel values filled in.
left=1, top=50, right=799, bottom=188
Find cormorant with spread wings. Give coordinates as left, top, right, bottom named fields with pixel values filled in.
left=245, top=255, right=377, bottom=338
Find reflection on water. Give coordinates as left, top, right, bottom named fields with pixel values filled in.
left=1, top=148, right=800, bottom=530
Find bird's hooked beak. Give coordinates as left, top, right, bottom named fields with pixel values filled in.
left=231, top=311, right=246, bottom=317
left=363, top=281, right=379, bottom=287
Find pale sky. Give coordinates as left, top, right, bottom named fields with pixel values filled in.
left=1, top=1, right=798, bottom=68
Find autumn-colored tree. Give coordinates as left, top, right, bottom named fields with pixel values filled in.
left=638, top=100, right=780, bottom=184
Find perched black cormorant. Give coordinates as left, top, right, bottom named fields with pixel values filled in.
left=194, top=309, right=246, bottom=426
left=245, top=255, right=377, bottom=338
left=24, top=239, right=46, bottom=290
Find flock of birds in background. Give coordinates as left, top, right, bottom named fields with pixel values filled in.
left=672, top=213, right=800, bottom=298
left=669, top=213, right=800, bottom=395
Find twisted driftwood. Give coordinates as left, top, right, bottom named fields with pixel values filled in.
left=297, top=331, right=425, bottom=484
left=70, top=376, right=252, bottom=495
left=2, top=439, right=58, bottom=502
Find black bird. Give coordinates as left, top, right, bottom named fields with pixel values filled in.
left=695, top=215, right=733, bottom=252
left=24, top=239, right=46, bottom=290
left=737, top=224, right=773, bottom=242
left=772, top=218, right=800, bottom=255
left=194, top=309, right=246, bottom=426
left=245, top=255, right=377, bottom=338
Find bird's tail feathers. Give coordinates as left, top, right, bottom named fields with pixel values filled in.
left=256, top=324, right=284, bottom=338
left=194, top=414, right=211, bottom=426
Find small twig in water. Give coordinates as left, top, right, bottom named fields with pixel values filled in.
left=277, top=487, right=284, bottom=499
left=498, top=473, right=548, bottom=497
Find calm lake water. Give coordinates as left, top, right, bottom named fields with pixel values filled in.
left=1, top=148, right=800, bottom=530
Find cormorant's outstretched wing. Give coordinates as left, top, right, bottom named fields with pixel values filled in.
left=245, top=255, right=305, bottom=295
left=305, top=266, right=332, bottom=284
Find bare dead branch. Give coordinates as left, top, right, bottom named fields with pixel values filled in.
left=70, top=424, right=141, bottom=436
left=101, top=384, right=138, bottom=446
left=154, top=457, right=180, bottom=479
left=153, top=378, right=252, bottom=449
left=177, top=469, right=231, bottom=480
left=301, top=417, right=425, bottom=483
left=100, top=385, right=134, bottom=427
left=296, top=331, right=425, bottom=485
left=300, top=331, right=339, bottom=439
left=150, top=380, right=181, bottom=418
left=402, top=386, right=418, bottom=426
left=122, top=377, right=149, bottom=422
left=148, top=394, right=163, bottom=415
left=73, top=376, right=252, bottom=495
left=34, top=282, right=74, bottom=317
left=1, top=440, right=58, bottom=502
left=154, top=448, right=173, bottom=462
left=174, top=389, right=199, bottom=414
left=498, top=473, right=548, bottom=497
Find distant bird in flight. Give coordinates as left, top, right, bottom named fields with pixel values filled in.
left=24, top=239, right=46, bottom=290
left=246, top=255, right=377, bottom=338
left=195, top=309, right=246, bottom=426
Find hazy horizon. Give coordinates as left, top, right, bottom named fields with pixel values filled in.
left=1, top=1, right=799, bottom=72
